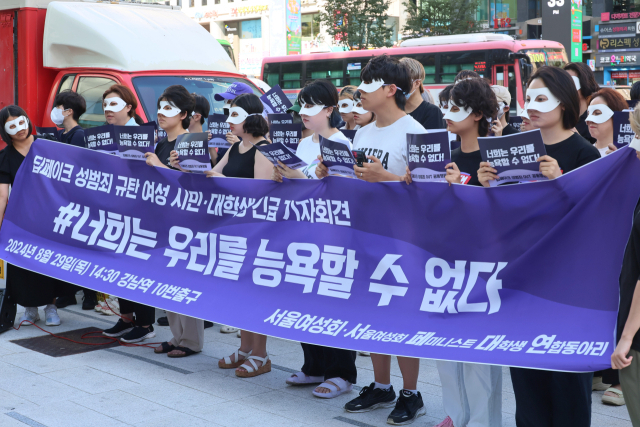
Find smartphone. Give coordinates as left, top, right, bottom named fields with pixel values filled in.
left=352, top=150, right=367, bottom=167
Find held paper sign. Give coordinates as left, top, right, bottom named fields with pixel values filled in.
left=270, top=123, right=302, bottom=153
left=341, top=129, right=357, bottom=145
left=254, top=142, right=307, bottom=170
left=406, top=130, right=451, bottom=182
left=508, top=117, right=524, bottom=132
left=207, top=114, right=232, bottom=148
left=115, top=126, right=154, bottom=161
left=36, top=127, right=59, bottom=142
left=142, top=121, right=160, bottom=144
left=176, top=133, right=211, bottom=173
left=319, top=136, right=357, bottom=178
left=479, top=130, right=548, bottom=187
left=84, top=125, right=118, bottom=155
left=613, top=111, right=635, bottom=148
left=260, top=85, right=293, bottom=114
left=267, top=113, right=294, bottom=125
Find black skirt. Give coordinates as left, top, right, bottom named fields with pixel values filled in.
left=7, top=264, right=77, bottom=307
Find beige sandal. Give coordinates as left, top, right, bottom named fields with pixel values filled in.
left=218, top=349, right=251, bottom=369
left=235, top=354, right=271, bottom=378
left=602, top=387, right=625, bottom=406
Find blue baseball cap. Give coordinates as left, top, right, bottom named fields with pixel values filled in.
left=214, top=82, right=254, bottom=101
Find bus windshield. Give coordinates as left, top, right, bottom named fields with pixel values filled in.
left=517, top=48, right=567, bottom=102
left=132, top=75, right=261, bottom=122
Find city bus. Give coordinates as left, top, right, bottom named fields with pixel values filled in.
left=260, top=34, right=568, bottom=115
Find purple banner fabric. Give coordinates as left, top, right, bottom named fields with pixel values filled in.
left=479, top=130, right=548, bottom=187
left=4, top=140, right=640, bottom=371
left=407, top=131, right=450, bottom=182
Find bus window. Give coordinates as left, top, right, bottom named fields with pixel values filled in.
left=440, top=51, right=487, bottom=83
left=347, top=61, right=364, bottom=86
left=307, top=59, right=343, bottom=87
left=508, top=65, right=516, bottom=112
left=263, top=62, right=280, bottom=88
left=282, top=62, right=303, bottom=89
left=406, top=54, right=436, bottom=84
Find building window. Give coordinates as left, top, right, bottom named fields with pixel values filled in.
left=613, top=0, right=640, bottom=13
left=202, top=0, right=207, bottom=4
left=301, top=13, right=320, bottom=39
left=240, top=19, right=262, bottom=39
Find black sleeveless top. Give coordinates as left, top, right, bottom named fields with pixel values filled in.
left=222, top=140, right=268, bottom=178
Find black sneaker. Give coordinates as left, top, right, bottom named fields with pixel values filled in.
left=204, top=321, right=214, bottom=329
left=81, top=292, right=97, bottom=310
left=386, top=390, right=426, bottom=425
left=55, top=295, right=77, bottom=309
left=120, top=325, right=156, bottom=343
left=157, top=316, right=169, bottom=326
left=345, top=383, right=396, bottom=413
left=102, top=319, right=134, bottom=337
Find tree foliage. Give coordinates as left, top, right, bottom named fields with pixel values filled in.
left=318, top=0, right=394, bottom=49
left=402, top=0, right=480, bottom=38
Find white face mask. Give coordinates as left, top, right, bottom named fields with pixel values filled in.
left=439, top=102, right=449, bottom=116
left=352, top=102, right=368, bottom=115
left=158, top=101, right=182, bottom=118
left=338, top=99, right=354, bottom=113
left=525, top=87, right=561, bottom=113
left=225, top=106, right=261, bottom=124
left=103, top=97, right=128, bottom=113
left=521, top=109, right=530, bottom=120
left=572, top=76, right=581, bottom=91
left=50, top=107, right=69, bottom=126
left=4, top=116, right=29, bottom=136
left=442, top=99, right=472, bottom=122
left=585, top=104, right=614, bottom=124
left=357, top=79, right=388, bottom=93
left=299, top=104, right=326, bottom=116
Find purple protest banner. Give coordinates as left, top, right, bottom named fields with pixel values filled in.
left=254, top=142, right=307, bottom=170
left=84, top=124, right=118, bottom=155
left=269, top=123, right=302, bottom=153
left=407, top=130, right=450, bottom=182
left=479, top=130, right=548, bottom=187
left=175, top=133, right=211, bottom=173
left=613, top=111, right=635, bottom=148
left=260, top=85, right=293, bottom=114
left=319, top=136, right=357, bottom=178
left=267, top=113, right=294, bottom=125
left=4, top=139, right=640, bottom=371
left=207, top=114, right=231, bottom=149
left=36, top=127, right=59, bottom=142
left=115, top=126, right=154, bottom=161
left=341, top=129, right=357, bottom=145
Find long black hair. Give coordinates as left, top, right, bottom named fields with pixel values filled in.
left=0, top=105, right=33, bottom=145
left=231, top=93, right=269, bottom=137
left=297, top=79, right=342, bottom=128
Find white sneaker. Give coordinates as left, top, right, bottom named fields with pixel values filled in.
left=220, top=325, right=239, bottom=333
left=44, top=304, right=61, bottom=326
left=237, top=330, right=241, bottom=338
left=18, top=307, right=40, bottom=325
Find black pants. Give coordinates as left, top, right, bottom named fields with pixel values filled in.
left=301, top=343, right=357, bottom=384
left=118, top=299, right=155, bottom=326
left=595, top=368, right=620, bottom=385
left=510, top=367, right=592, bottom=427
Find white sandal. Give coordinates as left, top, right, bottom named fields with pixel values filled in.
left=218, top=349, right=251, bottom=369
left=235, top=354, right=271, bottom=378
left=602, top=387, right=625, bottom=406
left=312, top=377, right=353, bottom=399
left=286, top=371, right=324, bottom=386
left=220, top=325, right=239, bottom=334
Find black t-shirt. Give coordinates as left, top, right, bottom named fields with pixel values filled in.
left=451, top=148, right=482, bottom=187
left=222, top=140, right=268, bottom=178
left=56, top=126, right=85, bottom=148
left=618, top=197, right=640, bottom=352
left=409, top=101, right=446, bottom=130
left=544, top=132, right=600, bottom=174
left=576, top=111, right=596, bottom=144
left=0, top=143, right=26, bottom=185
left=501, top=124, right=519, bottom=136
left=154, top=137, right=176, bottom=168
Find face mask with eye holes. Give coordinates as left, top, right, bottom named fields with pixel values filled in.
left=103, top=97, right=128, bottom=113
left=338, top=99, right=354, bottom=113
left=525, top=87, right=561, bottom=113
left=299, top=104, right=326, bottom=116
left=157, top=101, right=182, bottom=118
left=442, top=99, right=472, bottom=122
left=225, top=106, right=261, bottom=124
left=585, top=104, right=614, bottom=124
left=352, top=102, right=368, bottom=115
left=5, top=116, right=29, bottom=136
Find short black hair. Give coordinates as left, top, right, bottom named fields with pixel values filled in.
left=0, top=105, right=33, bottom=145
left=439, top=85, right=453, bottom=105
left=54, top=90, right=86, bottom=122
left=157, top=85, right=195, bottom=129
left=231, top=93, right=269, bottom=137
left=191, top=93, right=210, bottom=125
left=528, top=66, right=580, bottom=130
left=564, top=62, right=600, bottom=99
left=297, top=79, right=342, bottom=128
left=450, top=78, right=498, bottom=137
left=454, top=70, right=480, bottom=83
left=631, top=81, right=640, bottom=101
left=360, top=55, right=412, bottom=110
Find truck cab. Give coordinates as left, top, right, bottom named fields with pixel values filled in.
left=0, top=0, right=261, bottom=147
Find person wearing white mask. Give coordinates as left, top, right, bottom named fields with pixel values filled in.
left=490, top=85, right=519, bottom=136
left=352, top=95, right=376, bottom=128
left=400, top=57, right=446, bottom=130
left=102, top=85, right=142, bottom=127
left=565, top=62, right=600, bottom=144
left=0, top=106, right=76, bottom=327
left=338, top=85, right=358, bottom=130
left=51, top=91, right=87, bottom=148
left=585, top=88, right=628, bottom=158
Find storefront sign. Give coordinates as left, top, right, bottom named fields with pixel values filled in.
left=231, top=5, right=269, bottom=15
left=598, top=35, right=640, bottom=50
left=286, top=0, right=302, bottom=54
left=599, top=22, right=637, bottom=36
left=570, top=0, right=582, bottom=62
left=238, top=38, right=264, bottom=77
left=601, top=12, right=640, bottom=21
left=596, top=52, right=640, bottom=66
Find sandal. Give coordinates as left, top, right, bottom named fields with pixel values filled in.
left=218, top=349, right=252, bottom=369
left=154, top=342, right=175, bottom=354
left=602, top=387, right=625, bottom=406
left=312, top=377, right=353, bottom=399
left=286, top=371, right=324, bottom=386
left=220, top=325, right=239, bottom=334
left=235, top=354, right=271, bottom=378
left=168, top=346, right=197, bottom=358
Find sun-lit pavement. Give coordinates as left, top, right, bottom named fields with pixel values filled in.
left=0, top=301, right=632, bottom=427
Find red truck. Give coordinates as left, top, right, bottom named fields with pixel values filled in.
left=0, top=0, right=261, bottom=147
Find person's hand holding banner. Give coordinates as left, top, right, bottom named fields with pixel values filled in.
left=537, top=155, right=562, bottom=179
left=445, top=162, right=461, bottom=185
